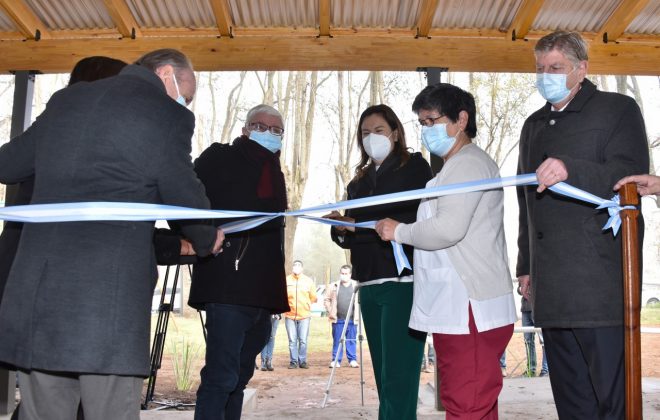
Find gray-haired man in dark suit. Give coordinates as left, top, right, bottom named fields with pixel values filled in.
left=0, top=49, right=223, bottom=420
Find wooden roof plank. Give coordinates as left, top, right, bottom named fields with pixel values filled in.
left=0, top=35, right=657, bottom=75
left=417, top=0, right=439, bottom=38
left=209, top=0, right=232, bottom=37
left=596, top=0, right=651, bottom=43
left=102, top=0, right=142, bottom=38
left=319, top=0, right=331, bottom=37
left=507, top=0, right=544, bottom=40
left=0, top=0, right=51, bottom=40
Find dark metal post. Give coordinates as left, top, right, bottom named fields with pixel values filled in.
left=422, top=67, right=446, bottom=175
left=0, top=70, right=35, bottom=416
left=619, top=183, right=642, bottom=419
left=4, top=71, right=35, bottom=207
left=421, top=67, right=446, bottom=412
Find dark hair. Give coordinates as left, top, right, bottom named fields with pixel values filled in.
left=355, top=104, right=410, bottom=180
left=340, top=265, right=352, bottom=272
left=412, top=83, right=477, bottom=139
left=68, top=56, right=127, bottom=86
left=134, top=48, right=193, bottom=76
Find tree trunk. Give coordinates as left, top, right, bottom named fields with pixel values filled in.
left=220, top=71, right=248, bottom=143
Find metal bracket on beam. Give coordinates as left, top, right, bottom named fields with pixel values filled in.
left=34, top=29, right=41, bottom=41
left=603, top=32, right=609, bottom=43
left=414, top=27, right=431, bottom=39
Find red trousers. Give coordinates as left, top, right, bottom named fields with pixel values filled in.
left=433, top=306, right=513, bottom=419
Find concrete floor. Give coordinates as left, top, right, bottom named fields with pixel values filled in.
left=4, top=377, right=659, bottom=419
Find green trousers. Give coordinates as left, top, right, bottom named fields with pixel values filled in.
left=360, top=281, right=425, bottom=420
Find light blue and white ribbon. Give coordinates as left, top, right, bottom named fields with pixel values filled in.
left=299, top=216, right=412, bottom=274
left=0, top=173, right=637, bottom=273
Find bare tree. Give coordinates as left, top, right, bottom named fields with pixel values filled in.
left=281, top=71, right=332, bottom=268
left=469, top=73, right=536, bottom=167
left=219, top=71, right=248, bottom=144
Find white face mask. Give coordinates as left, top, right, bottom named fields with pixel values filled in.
left=340, top=274, right=351, bottom=283
left=363, top=133, right=392, bottom=163
left=292, top=265, right=303, bottom=275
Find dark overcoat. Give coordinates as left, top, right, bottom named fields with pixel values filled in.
left=188, top=138, right=289, bottom=314
left=516, top=79, right=649, bottom=328
left=0, top=65, right=217, bottom=376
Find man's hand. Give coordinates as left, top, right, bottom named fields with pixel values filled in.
left=180, top=239, right=196, bottom=256
left=536, top=157, right=568, bottom=193
left=212, top=228, right=225, bottom=255
left=323, top=210, right=356, bottom=232
left=518, top=275, right=531, bottom=301
left=614, top=174, right=660, bottom=197
left=374, top=218, right=400, bottom=242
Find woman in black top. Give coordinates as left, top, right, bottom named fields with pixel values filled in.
left=327, top=104, right=432, bottom=420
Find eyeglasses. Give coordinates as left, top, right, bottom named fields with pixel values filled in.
left=418, top=114, right=445, bottom=127
left=247, top=122, right=284, bottom=136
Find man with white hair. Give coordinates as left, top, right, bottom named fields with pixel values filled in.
left=517, top=31, right=648, bottom=418
left=189, top=104, right=290, bottom=420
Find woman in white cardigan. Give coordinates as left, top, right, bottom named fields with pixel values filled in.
left=376, top=83, right=516, bottom=419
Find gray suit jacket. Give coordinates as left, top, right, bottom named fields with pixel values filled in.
left=0, top=65, right=216, bottom=376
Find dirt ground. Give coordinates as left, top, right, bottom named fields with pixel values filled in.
left=144, top=329, right=660, bottom=418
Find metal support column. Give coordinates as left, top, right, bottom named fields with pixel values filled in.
left=418, top=67, right=447, bottom=174
left=416, top=66, right=447, bottom=412
left=0, top=70, right=35, bottom=416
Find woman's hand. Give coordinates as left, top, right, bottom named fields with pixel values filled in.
left=375, top=218, right=400, bottom=241
left=323, top=210, right=356, bottom=232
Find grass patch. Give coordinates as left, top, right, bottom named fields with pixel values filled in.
left=641, top=305, right=660, bottom=326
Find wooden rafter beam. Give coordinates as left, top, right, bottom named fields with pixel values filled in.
left=103, top=0, right=142, bottom=38
left=209, top=0, right=232, bottom=37
left=0, top=0, right=51, bottom=40
left=0, top=35, right=657, bottom=75
left=507, top=0, right=544, bottom=40
left=596, top=0, right=651, bottom=43
left=319, top=0, right=331, bottom=37
left=416, top=0, right=439, bottom=38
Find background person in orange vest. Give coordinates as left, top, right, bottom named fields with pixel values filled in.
left=284, top=260, right=317, bottom=369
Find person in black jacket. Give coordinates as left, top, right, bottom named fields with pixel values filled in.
left=326, top=104, right=432, bottom=420
left=190, top=104, right=289, bottom=420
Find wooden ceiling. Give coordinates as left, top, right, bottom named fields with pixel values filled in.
left=0, top=0, right=658, bottom=75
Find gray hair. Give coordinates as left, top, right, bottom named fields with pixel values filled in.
left=245, top=104, right=284, bottom=126
left=134, top=49, right=193, bottom=74
left=534, top=31, right=589, bottom=65
left=340, top=265, right=352, bottom=272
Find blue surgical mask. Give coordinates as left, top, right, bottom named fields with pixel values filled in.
left=249, top=130, right=282, bottom=153
left=536, top=68, right=577, bottom=104
left=172, top=73, right=187, bottom=107
left=421, top=123, right=456, bottom=157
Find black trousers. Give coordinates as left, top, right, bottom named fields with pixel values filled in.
left=543, top=326, right=624, bottom=420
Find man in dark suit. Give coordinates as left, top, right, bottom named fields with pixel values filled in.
left=517, top=31, right=648, bottom=418
left=0, top=49, right=223, bottom=420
